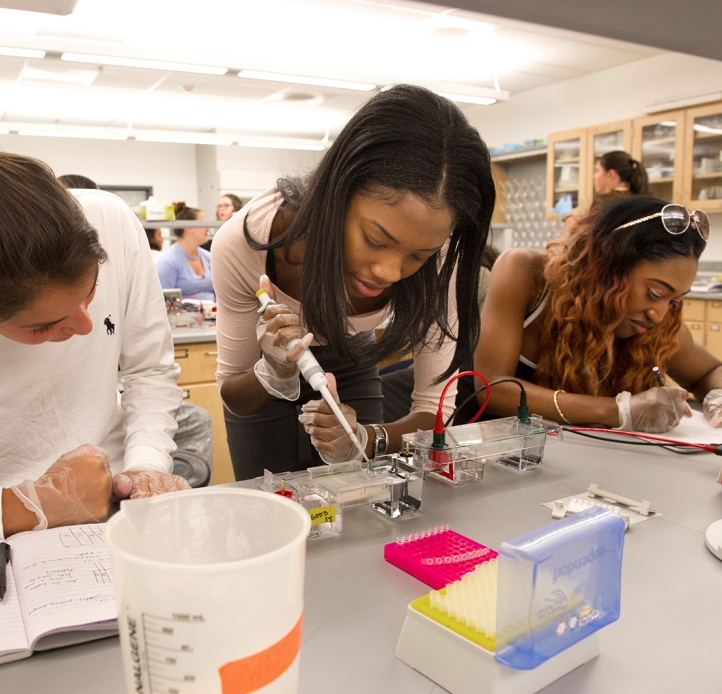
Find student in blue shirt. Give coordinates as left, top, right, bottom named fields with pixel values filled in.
left=156, top=202, right=214, bottom=300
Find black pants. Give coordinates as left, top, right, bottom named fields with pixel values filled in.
left=225, top=333, right=383, bottom=481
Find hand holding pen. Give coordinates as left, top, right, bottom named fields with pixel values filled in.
left=653, top=366, right=693, bottom=419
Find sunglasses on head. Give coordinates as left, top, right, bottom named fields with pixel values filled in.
left=612, top=203, right=710, bottom=240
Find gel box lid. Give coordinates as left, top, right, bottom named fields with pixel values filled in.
left=495, top=507, right=625, bottom=670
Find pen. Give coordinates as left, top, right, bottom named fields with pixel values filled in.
left=653, top=366, right=692, bottom=418
left=652, top=366, right=666, bottom=389
left=0, top=542, right=9, bottom=601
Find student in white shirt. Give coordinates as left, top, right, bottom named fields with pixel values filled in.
left=0, top=153, right=189, bottom=538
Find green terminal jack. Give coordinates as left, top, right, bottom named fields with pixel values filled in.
left=517, top=389, right=530, bottom=423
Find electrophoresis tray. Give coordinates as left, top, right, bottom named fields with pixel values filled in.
left=253, top=454, right=424, bottom=537
left=402, top=415, right=563, bottom=485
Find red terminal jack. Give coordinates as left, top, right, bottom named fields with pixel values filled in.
left=430, top=371, right=491, bottom=472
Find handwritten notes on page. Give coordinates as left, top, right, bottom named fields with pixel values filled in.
left=9, top=524, right=117, bottom=650
left=0, top=567, right=31, bottom=664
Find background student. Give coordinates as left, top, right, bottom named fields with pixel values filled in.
left=156, top=202, right=214, bottom=300
left=212, top=85, right=496, bottom=479
left=216, top=193, right=244, bottom=222
left=475, top=196, right=722, bottom=433
left=0, top=153, right=190, bottom=538
left=553, top=150, right=649, bottom=225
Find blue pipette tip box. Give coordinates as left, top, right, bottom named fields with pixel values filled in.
left=495, top=506, right=625, bottom=670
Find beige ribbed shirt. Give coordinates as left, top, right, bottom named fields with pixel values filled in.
left=211, top=188, right=458, bottom=419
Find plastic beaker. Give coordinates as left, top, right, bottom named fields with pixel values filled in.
left=104, top=487, right=311, bottom=694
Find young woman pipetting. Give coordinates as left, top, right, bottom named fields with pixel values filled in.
left=212, top=85, right=495, bottom=480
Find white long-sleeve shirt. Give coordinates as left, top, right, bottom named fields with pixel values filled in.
left=0, top=189, right=182, bottom=488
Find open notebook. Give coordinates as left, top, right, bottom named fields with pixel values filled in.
left=0, top=524, right=117, bottom=665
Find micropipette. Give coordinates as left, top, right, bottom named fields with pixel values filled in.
left=256, top=288, right=370, bottom=463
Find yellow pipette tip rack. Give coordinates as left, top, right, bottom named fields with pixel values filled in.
left=411, top=559, right=498, bottom=652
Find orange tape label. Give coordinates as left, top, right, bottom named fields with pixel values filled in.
left=219, top=614, right=302, bottom=694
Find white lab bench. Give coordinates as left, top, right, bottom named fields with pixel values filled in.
left=1, top=436, right=721, bottom=693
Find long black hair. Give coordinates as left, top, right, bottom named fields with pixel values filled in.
left=244, top=85, right=495, bottom=380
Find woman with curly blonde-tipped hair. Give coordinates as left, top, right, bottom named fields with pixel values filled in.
left=475, top=195, right=722, bottom=433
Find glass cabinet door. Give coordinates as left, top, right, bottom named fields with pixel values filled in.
left=684, top=103, right=722, bottom=212
left=589, top=120, right=632, bottom=202
left=632, top=111, right=685, bottom=204
left=546, top=128, right=589, bottom=220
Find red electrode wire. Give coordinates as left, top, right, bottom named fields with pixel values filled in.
left=567, top=427, right=719, bottom=453
left=435, top=370, right=491, bottom=435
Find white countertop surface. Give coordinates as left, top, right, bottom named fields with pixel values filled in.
left=171, top=324, right=217, bottom=345
left=2, top=433, right=721, bottom=693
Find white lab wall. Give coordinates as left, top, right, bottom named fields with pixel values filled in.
left=465, top=52, right=722, bottom=150
left=214, top=145, right=325, bottom=199
left=466, top=52, right=722, bottom=260
left=196, top=144, right=221, bottom=219
left=0, top=133, right=198, bottom=207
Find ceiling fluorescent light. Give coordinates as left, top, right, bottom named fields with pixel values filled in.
left=0, top=47, right=46, bottom=59
left=438, top=92, right=496, bottom=106
left=61, top=53, right=228, bottom=76
left=21, top=65, right=98, bottom=86
left=238, top=70, right=375, bottom=92
left=238, top=140, right=325, bottom=151
left=0, top=129, right=9, bottom=135
left=18, top=129, right=128, bottom=140
left=643, top=91, right=722, bottom=115
left=135, top=135, right=233, bottom=145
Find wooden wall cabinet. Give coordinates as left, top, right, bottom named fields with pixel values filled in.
left=589, top=119, right=633, bottom=189
left=683, top=102, right=722, bottom=213
left=175, top=341, right=235, bottom=485
left=546, top=128, right=591, bottom=220
left=632, top=111, right=686, bottom=204
left=546, top=103, right=722, bottom=212
left=682, top=299, right=722, bottom=360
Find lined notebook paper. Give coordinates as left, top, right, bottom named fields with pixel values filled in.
left=0, top=524, right=117, bottom=665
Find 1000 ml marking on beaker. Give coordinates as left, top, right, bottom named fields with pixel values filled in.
left=141, top=612, right=205, bottom=693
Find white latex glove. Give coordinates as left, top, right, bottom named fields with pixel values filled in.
left=617, top=387, right=690, bottom=433
left=703, top=388, right=722, bottom=428
left=112, top=470, right=191, bottom=500
left=10, top=444, right=113, bottom=530
left=298, top=373, right=369, bottom=463
left=254, top=275, right=313, bottom=400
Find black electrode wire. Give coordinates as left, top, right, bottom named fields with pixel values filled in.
left=562, top=427, right=705, bottom=455
left=445, top=378, right=526, bottom=428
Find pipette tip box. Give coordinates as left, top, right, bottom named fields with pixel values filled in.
left=396, top=508, right=625, bottom=693
left=384, top=525, right=498, bottom=589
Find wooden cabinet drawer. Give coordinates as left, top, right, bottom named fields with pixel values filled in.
left=706, top=323, right=722, bottom=360
left=175, top=341, right=219, bottom=385
left=706, top=301, right=722, bottom=322
left=685, top=321, right=705, bottom=345
left=180, top=382, right=234, bottom=486
left=682, top=299, right=706, bottom=321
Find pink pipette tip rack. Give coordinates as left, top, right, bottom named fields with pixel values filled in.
left=383, top=525, right=498, bottom=589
